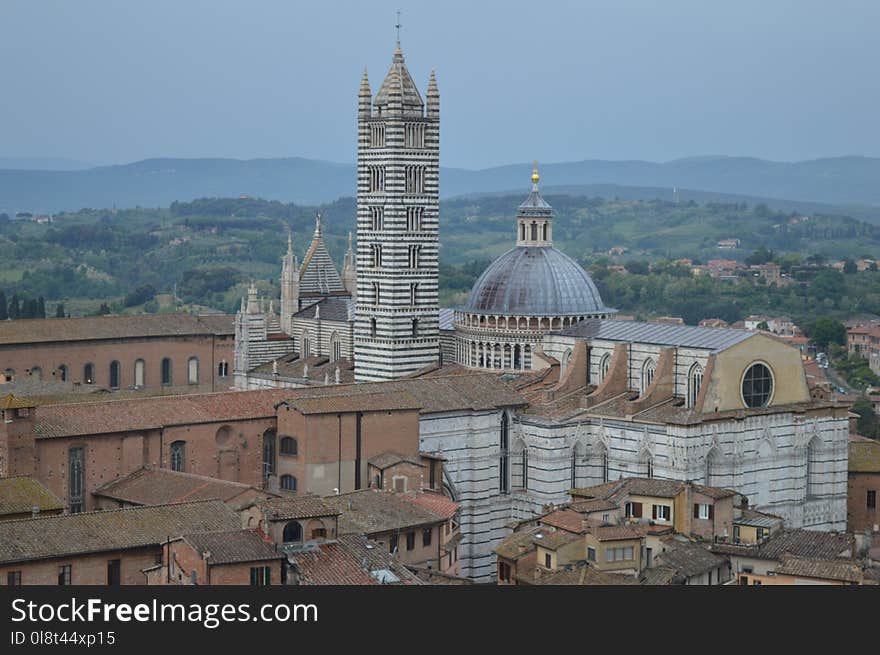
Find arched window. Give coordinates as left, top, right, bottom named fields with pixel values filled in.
left=301, top=331, right=311, bottom=358
left=282, top=521, right=303, bottom=543
left=570, top=446, right=579, bottom=489
left=187, top=357, right=199, bottom=384
left=521, top=446, right=529, bottom=490
left=170, top=441, right=186, bottom=472
left=542, top=222, right=548, bottom=241
left=262, top=429, right=277, bottom=480
left=806, top=437, right=822, bottom=499
left=134, top=359, right=145, bottom=387
left=329, top=332, right=341, bottom=362
left=412, top=318, right=419, bottom=338
left=705, top=447, right=722, bottom=486
left=280, top=436, right=298, bottom=456
left=530, top=221, right=537, bottom=241
left=370, top=318, right=377, bottom=338
left=218, top=360, right=229, bottom=378
left=161, top=358, right=172, bottom=386
left=29, top=366, right=42, bottom=380
left=688, top=363, right=703, bottom=408
left=57, top=364, right=69, bottom=382
left=641, top=451, right=654, bottom=479
left=83, top=363, right=95, bottom=385
left=742, top=362, right=773, bottom=408
left=215, top=425, right=231, bottom=447
left=598, top=353, right=611, bottom=382
left=641, top=358, right=656, bottom=394
left=109, top=361, right=120, bottom=389
left=499, top=413, right=510, bottom=494
left=280, top=475, right=297, bottom=491
left=561, top=349, right=573, bottom=377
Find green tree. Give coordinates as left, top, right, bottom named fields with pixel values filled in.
left=852, top=396, right=880, bottom=438
left=0, top=290, right=6, bottom=320
left=756, top=321, right=770, bottom=331
left=843, top=259, right=857, bottom=274
left=807, top=317, right=846, bottom=350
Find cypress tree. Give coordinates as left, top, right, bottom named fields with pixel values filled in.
left=0, top=290, right=6, bottom=320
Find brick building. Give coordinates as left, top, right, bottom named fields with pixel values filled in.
left=0, top=313, right=235, bottom=394
left=847, top=435, right=880, bottom=534
left=0, top=500, right=239, bottom=585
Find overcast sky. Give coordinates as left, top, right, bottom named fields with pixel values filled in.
left=1, top=0, right=878, bottom=168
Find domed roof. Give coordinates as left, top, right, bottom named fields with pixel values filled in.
left=462, top=246, right=613, bottom=316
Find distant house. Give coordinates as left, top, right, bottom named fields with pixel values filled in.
left=716, top=239, right=741, bottom=249
left=699, top=318, right=729, bottom=329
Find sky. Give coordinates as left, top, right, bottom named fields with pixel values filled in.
left=1, top=0, right=878, bottom=169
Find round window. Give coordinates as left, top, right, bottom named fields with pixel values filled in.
left=742, top=363, right=773, bottom=408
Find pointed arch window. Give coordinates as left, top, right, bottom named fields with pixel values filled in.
left=688, top=363, right=703, bottom=408
left=598, top=353, right=611, bottom=383
left=134, top=359, right=145, bottom=387
left=161, top=358, right=172, bottom=386
left=83, top=363, right=95, bottom=385
left=641, top=358, right=656, bottom=394
left=109, top=361, right=120, bottom=390
left=170, top=441, right=186, bottom=472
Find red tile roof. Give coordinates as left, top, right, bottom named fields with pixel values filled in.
left=93, top=467, right=263, bottom=506
left=0, top=313, right=233, bottom=345
left=34, top=388, right=292, bottom=438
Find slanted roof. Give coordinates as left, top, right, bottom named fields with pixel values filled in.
left=93, top=467, right=261, bottom=507
left=181, top=530, right=284, bottom=565
left=0, top=500, right=239, bottom=565
left=258, top=495, right=339, bottom=522
left=324, top=489, right=450, bottom=535
left=655, top=538, right=727, bottom=578
left=285, top=391, right=423, bottom=415
left=293, top=296, right=352, bottom=322
left=849, top=436, right=880, bottom=473
left=0, top=394, right=36, bottom=411
left=540, top=509, right=587, bottom=534
left=0, top=477, right=65, bottom=517
left=290, top=534, right=421, bottom=585
left=34, top=388, right=292, bottom=439
left=373, top=43, right=424, bottom=110
left=0, top=313, right=233, bottom=346
left=775, top=555, right=863, bottom=584
left=298, top=217, right=345, bottom=296
left=367, top=452, right=424, bottom=471
left=527, top=561, right=639, bottom=586
left=561, top=318, right=755, bottom=352
left=284, top=373, right=526, bottom=415
left=713, top=528, right=854, bottom=561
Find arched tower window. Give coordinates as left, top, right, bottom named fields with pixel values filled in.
left=688, top=363, right=703, bottom=408
left=598, top=353, right=611, bottom=383
left=280, top=436, right=298, bottom=456
left=83, top=363, right=95, bottom=385
left=281, top=475, right=297, bottom=491
left=57, top=364, right=69, bottom=382
left=134, top=359, right=145, bottom=387
left=301, top=331, right=311, bottom=358
left=330, top=332, right=341, bottom=362
left=641, top=358, right=656, bottom=394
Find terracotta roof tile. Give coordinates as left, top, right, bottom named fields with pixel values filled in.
left=258, top=495, right=339, bottom=521
left=849, top=437, right=880, bottom=472
left=93, top=467, right=262, bottom=506
left=712, top=528, right=854, bottom=560
left=775, top=555, right=863, bottom=583
left=325, top=489, right=450, bottom=535
left=290, top=534, right=421, bottom=585
left=34, top=388, right=292, bottom=439
left=0, top=500, right=239, bottom=565
left=0, top=313, right=233, bottom=346
left=540, top=509, right=587, bottom=534
left=0, top=476, right=65, bottom=516
left=181, top=530, right=284, bottom=565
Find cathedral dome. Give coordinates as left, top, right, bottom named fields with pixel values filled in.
left=463, top=245, right=611, bottom=316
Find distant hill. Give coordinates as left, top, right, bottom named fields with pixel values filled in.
left=0, top=157, right=93, bottom=171
left=2, top=154, right=880, bottom=216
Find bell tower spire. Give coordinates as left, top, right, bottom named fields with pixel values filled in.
left=355, top=37, right=440, bottom=381
left=516, top=163, right=554, bottom=247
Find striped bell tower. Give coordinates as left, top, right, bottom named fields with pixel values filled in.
left=354, top=41, right=440, bottom=381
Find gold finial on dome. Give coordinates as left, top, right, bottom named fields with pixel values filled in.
left=531, top=161, right=540, bottom=185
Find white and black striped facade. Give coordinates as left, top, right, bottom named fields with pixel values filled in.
left=354, top=43, right=440, bottom=381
